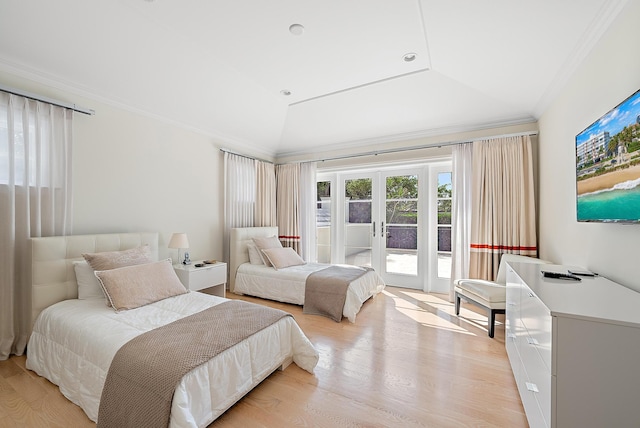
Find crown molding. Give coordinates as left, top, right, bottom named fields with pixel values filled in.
left=274, top=115, right=537, bottom=160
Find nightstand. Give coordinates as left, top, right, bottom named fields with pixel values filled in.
left=173, top=262, right=227, bottom=297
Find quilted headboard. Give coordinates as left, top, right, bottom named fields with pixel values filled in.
left=29, top=232, right=159, bottom=330
left=229, top=227, right=277, bottom=293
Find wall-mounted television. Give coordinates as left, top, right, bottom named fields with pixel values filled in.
left=576, top=88, right=640, bottom=223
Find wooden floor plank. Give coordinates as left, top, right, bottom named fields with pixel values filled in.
left=2, top=287, right=527, bottom=427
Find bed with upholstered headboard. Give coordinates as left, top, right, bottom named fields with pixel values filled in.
left=26, top=232, right=318, bottom=426
left=29, top=232, right=159, bottom=333
left=229, top=226, right=279, bottom=292
left=230, top=227, right=385, bottom=323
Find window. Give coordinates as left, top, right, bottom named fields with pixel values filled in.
left=0, top=100, right=56, bottom=186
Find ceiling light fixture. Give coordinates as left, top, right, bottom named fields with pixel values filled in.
left=280, top=90, right=291, bottom=96
left=403, top=53, right=417, bottom=62
left=289, top=24, right=305, bottom=36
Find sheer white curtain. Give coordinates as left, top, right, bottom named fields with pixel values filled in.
left=299, top=162, right=317, bottom=262
left=223, top=152, right=256, bottom=266
left=255, top=160, right=276, bottom=227
left=275, top=163, right=301, bottom=253
left=469, top=135, right=537, bottom=280
left=449, top=143, right=473, bottom=301
left=0, top=93, right=73, bottom=360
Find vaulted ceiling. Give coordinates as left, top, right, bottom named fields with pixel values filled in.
left=0, top=0, right=628, bottom=157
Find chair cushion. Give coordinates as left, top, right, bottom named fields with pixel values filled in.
left=454, top=279, right=506, bottom=304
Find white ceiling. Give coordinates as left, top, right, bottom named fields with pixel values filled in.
left=0, top=0, right=628, bottom=158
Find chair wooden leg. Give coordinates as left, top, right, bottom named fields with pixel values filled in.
left=455, top=293, right=461, bottom=315
left=489, top=310, right=496, bottom=338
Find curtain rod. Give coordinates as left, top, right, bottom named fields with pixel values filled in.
left=219, top=148, right=274, bottom=164
left=0, top=83, right=95, bottom=115
left=290, top=130, right=539, bottom=164
left=222, top=130, right=539, bottom=165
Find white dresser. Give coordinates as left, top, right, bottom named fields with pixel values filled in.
left=505, top=262, right=640, bottom=428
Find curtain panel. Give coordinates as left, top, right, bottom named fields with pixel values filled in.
left=275, top=163, right=301, bottom=253
left=299, top=162, right=317, bottom=262
left=255, top=161, right=276, bottom=227
left=0, top=93, right=73, bottom=360
left=223, top=152, right=256, bottom=266
left=449, top=143, right=473, bottom=300
left=469, top=135, right=537, bottom=281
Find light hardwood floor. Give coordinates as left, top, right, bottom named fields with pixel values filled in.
left=0, top=288, right=527, bottom=427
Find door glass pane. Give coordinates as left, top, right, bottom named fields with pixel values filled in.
left=387, top=201, right=418, bottom=224
left=385, top=175, right=418, bottom=276
left=345, top=178, right=372, bottom=267
left=437, top=226, right=451, bottom=251
left=437, top=172, right=452, bottom=278
left=316, top=181, right=331, bottom=263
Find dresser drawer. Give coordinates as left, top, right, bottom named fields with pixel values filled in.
left=506, top=329, right=520, bottom=385
left=520, top=289, right=552, bottom=370
left=520, top=387, right=548, bottom=428
left=519, top=332, right=551, bottom=427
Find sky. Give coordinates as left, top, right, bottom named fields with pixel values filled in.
left=438, top=171, right=452, bottom=187
left=576, top=89, right=640, bottom=146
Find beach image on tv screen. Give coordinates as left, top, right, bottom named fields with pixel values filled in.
left=576, top=89, right=640, bottom=222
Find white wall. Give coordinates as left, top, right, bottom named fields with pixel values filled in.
left=0, top=71, right=230, bottom=263
left=538, top=0, right=640, bottom=290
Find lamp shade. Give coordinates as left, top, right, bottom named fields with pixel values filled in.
left=168, top=233, right=189, bottom=249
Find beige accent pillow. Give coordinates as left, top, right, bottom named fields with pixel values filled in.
left=82, top=245, right=153, bottom=271
left=246, top=242, right=264, bottom=265
left=261, top=247, right=306, bottom=270
left=251, top=236, right=282, bottom=267
left=95, top=259, right=187, bottom=312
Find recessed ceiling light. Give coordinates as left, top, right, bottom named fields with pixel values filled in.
left=403, top=53, right=417, bottom=62
left=280, top=90, right=291, bottom=96
left=289, top=24, right=305, bottom=36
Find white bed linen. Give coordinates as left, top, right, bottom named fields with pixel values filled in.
left=26, top=292, right=318, bottom=428
left=234, top=262, right=385, bottom=323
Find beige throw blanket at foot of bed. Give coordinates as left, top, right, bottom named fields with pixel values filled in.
left=97, top=300, right=291, bottom=428
left=303, top=265, right=371, bottom=322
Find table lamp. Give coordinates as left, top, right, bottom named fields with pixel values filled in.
left=168, top=233, right=191, bottom=265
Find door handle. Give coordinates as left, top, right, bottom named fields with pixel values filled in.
left=372, top=221, right=376, bottom=237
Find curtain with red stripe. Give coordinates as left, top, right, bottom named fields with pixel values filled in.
left=275, top=163, right=301, bottom=253
left=469, top=135, right=537, bottom=280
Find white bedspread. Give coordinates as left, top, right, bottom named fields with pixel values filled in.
left=26, top=292, right=319, bottom=428
left=234, top=262, right=385, bottom=323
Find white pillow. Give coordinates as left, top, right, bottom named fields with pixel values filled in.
left=251, top=236, right=283, bottom=267
left=261, top=247, right=306, bottom=270
left=246, top=242, right=264, bottom=265
left=74, top=261, right=105, bottom=300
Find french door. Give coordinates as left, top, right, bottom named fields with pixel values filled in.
left=317, top=163, right=451, bottom=292
left=340, top=169, right=422, bottom=289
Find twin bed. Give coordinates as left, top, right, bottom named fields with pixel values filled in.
left=26, top=232, right=318, bottom=427
left=230, top=227, right=385, bottom=323
left=26, top=228, right=384, bottom=426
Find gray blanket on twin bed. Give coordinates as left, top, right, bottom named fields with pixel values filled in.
left=97, top=300, right=291, bottom=428
left=303, top=265, right=372, bottom=322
